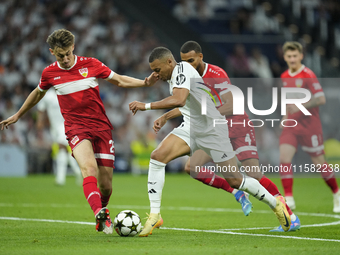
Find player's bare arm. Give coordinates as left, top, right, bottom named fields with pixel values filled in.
left=153, top=108, right=182, bottom=134
left=0, top=87, right=46, bottom=130
left=129, top=88, right=189, bottom=115
left=217, top=92, right=233, bottom=116
left=108, top=72, right=159, bottom=88
left=287, top=95, right=326, bottom=114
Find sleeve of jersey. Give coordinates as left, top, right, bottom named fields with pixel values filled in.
left=37, top=69, right=52, bottom=92
left=217, top=71, right=231, bottom=96
left=172, top=67, right=191, bottom=91
left=92, top=58, right=115, bottom=80
left=306, top=71, right=324, bottom=98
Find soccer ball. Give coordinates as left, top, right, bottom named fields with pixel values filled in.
left=113, top=210, right=142, bottom=236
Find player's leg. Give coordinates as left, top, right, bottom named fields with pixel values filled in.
left=184, top=150, right=251, bottom=216
left=72, top=139, right=102, bottom=216
left=240, top=157, right=300, bottom=231
left=184, top=150, right=234, bottom=192
left=216, top=156, right=291, bottom=232
left=67, top=149, right=82, bottom=185
left=54, top=144, right=68, bottom=186
left=310, top=154, right=340, bottom=213
left=139, top=133, right=190, bottom=237
left=91, top=130, right=116, bottom=234
left=279, top=140, right=297, bottom=209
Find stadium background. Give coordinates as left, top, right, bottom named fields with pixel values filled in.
left=0, top=0, right=340, bottom=176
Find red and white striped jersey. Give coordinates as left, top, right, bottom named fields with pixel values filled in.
left=281, top=65, right=324, bottom=134
left=38, top=55, right=114, bottom=138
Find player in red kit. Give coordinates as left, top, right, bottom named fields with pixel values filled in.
left=152, top=41, right=299, bottom=232
left=279, top=41, right=340, bottom=213
left=0, top=29, right=158, bottom=234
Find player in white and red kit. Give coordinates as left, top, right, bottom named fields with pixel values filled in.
left=178, top=41, right=299, bottom=231
left=0, top=29, right=158, bottom=234
left=279, top=41, right=340, bottom=213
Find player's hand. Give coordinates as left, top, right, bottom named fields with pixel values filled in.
left=0, top=114, right=19, bottom=131
left=129, top=101, right=146, bottom=115
left=287, top=104, right=299, bottom=114
left=144, top=72, right=159, bottom=86
left=153, top=116, right=167, bottom=134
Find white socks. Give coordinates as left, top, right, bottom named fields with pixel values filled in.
left=239, top=176, right=277, bottom=209
left=148, top=159, right=166, bottom=214
left=55, top=148, right=68, bottom=185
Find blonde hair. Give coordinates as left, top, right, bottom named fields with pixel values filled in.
left=282, top=41, right=303, bottom=53
left=46, top=29, right=75, bottom=50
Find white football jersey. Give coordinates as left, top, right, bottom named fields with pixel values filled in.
left=37, top=89, right=67, bottom=145
left=168, top=61, right=224, bottom=132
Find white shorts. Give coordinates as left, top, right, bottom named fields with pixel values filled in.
left=171, top=122, right=235, bottom=163
left=50, top=127, right=68, bottom=146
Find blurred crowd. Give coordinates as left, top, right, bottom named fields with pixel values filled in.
left=0, top=0, right=183, bottom=173
left=168, top=0, right=340, bottom=78
left=1, top=0, right=339, bottom=173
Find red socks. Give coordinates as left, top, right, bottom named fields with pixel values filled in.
left=321, top=163, right=339, bottom=194
left=195, top=168, right=234, bottom=193
left=259, top=175, right=280, bottom=197
left=260, top=175, right=293, bottom=215
left=279, top=163, right=293, bottom=197
left=83, top=176, right=102, bottom=215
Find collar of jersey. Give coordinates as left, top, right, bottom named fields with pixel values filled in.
left=288, top=64, right=305, bottom=77
left=202, top=62, right=208, bottom=77
left=57, top=55, right=78, bottom=70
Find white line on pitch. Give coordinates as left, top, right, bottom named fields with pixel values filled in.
left=160, top=227, right=340, bottom=243
left=1, top=203, right=340, bottom=219
left=1, top=216, right=340, bottom=243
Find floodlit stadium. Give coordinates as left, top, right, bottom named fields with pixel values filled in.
left=1, top=0, right=340, bottom=254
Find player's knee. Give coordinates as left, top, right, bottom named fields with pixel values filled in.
left=81, top=165, right=97, bottom=177
left=150, top=149, right=165, bottom=162
left=226, top=178, right=241, bottom=189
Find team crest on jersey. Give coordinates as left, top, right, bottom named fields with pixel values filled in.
left=79, top=68, right=88, bottom=78
left=176, top=74, right=186, bottom=85
left=295, top=78, right=303, bottom=87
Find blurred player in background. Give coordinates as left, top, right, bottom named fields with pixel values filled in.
left=129, top=46, right=291, bottom=237
left=178, top=41, right=299, bottom=231
left=37, top=89, right=82, bottom=186
left=279, top=41, right=340, bottom=213
left=0, top=29, right=158, bottom=234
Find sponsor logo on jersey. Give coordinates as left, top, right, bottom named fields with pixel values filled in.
left=54, top=76, right=61, bottom=80
left=295, top=78, right=303, bottom=87
left=79, top=68, right=88, bottom=78
left=71, top=135, right=79, bottom=145
left=176, top=74, right=186, bottom=85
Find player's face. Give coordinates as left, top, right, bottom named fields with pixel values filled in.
left=180, top=50, right=203, bottom=71
left=284, top=49, right=303, bottom=70
left=150, top=58, right=173, bottom=81
left=50, top=45, right=75, bottom=69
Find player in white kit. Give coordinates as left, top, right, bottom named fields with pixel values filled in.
left=37, top=89, right=82, bottom=185
left=129, top=47, right=291, bottom=237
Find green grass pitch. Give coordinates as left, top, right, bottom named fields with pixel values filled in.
left=1, top=173, right=340, bottom=255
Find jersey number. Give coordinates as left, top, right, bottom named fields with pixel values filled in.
left=109, top=140, right=114, bottom=153
left=311, top=135, right=319, bottom=147
left=245, top=134, right=252, bottom=146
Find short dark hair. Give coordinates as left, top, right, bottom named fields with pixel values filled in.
left=149, top=47, right=173, bottom=63
left=180, top=41, right=202, bottom=54
left=47, top=29, right=75, bottom=50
